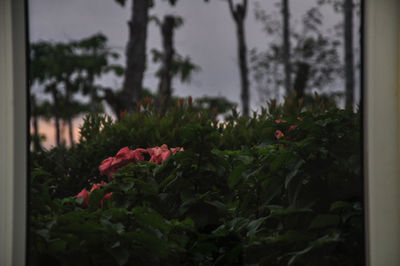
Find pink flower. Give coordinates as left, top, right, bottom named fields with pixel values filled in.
left=99, top=157, right=115, bottom=177
left=213, top=107, right=218, bottom=116
left=170, top=147, right=184, bottom=155
left=76, top=189, right=90, bottom=208
left=275, top=130, right=284, bottom=140
left=131, top=148, right=147, bottom=162
left=100, top=192, right=113, bottom=208
left=100, top=145, right=184, bottom=178
left=111, top=147, right=132, bottom=169
left=90, top=181, right=107, bottom=193
left=99, top=147, right=153, bottom=180
left=148, top=144, right=170, bottom=164
left=288, top=125, right=299, bottom=132
left=77, top=182, right=113, bottom=209
left=161, top=150, right=172, bottom=161
left=297, top=117, right=303, bottom=121
left=275, top=119, right=287, bottom=124
left=120, top=110, right=127, bottom=120
left=147, top=144, right=183, bottom=164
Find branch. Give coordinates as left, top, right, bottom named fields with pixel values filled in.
left=243, top=0, right=248, bottom=14
left=227, top=0, right=236, bottom=17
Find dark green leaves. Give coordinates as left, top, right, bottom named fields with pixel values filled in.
left=30, top=106, right=363, bottom=265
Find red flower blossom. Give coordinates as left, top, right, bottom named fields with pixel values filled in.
left=275, top=119, right=287, bottom=124
left=288, top=125, right=299, bottom=132
left=275, top=130, right=284, bottom=140
left=148, top=144, right=171, bottom=164
left=110, top=147, right=133, bottom=170
left=100, top=192, right=113, bottom=208
left=100, top=145, right=183, bottom=178
left=99, top=157, right=115, bottom=177
left=179, top=98, right=184, bottom=107
left=99, top=147, right=149, bottom=180
left=76, top=182, right=113, bottom=209
left=188, top=96, right=193, bottom=107
left=90, top=181, right=107, bottom=193
left=120, top=110, right=127, bottom=120
left=297, top=117, right=303, bottom=121
left=131, top=148, right=147, bottom=162
left=147, top=144, right=184, bottom=164
left=170, top=147, right=184, bottom=155
left=213, top=107, right=218, bottom=116
left=76, top=189, right=90, bottom=208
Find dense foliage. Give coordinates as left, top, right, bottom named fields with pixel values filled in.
left=30, top=98, right=363, bottom=265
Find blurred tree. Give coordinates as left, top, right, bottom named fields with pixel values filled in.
left=193, top=96, right=237, bottom=116
left=157, top=15, right=177, bottom=114
left=150, top=15, right=199, bottom=114
left=282, top=0, right=291, bottom=96
left=114, top=0, right=208, bottom=113
left=30, top=94, right=50, bottom=151
left=317, top=0, right=358, bottom=108
left=72, top=34, right=124, bottom=113
left=227, top=0, right=250, bottom=117
left=102, top=88, right=125, bottom=121
left=30, top=34, right=120, bottom=146
left=251, top=4, right=342, bottom=104
left=115, top=0, right=151, bottom=113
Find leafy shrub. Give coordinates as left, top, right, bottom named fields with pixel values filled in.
left=30, top=98, right=363, bottom=265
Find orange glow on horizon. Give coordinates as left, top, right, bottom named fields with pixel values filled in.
left=30, top=117, right=83, bottom=149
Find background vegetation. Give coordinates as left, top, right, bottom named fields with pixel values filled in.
left=29, top=0, right=363, bottom=265
left=30, top=96, right=363, bottom=265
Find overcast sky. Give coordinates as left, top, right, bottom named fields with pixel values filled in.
left=29, top=0, right=358, bottom=112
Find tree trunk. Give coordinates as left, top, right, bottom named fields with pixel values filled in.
left=67, top=118, right=74, bottom=146
left=293, top=62, right=310, bottom=99
left=55, top=117, right=61, bottom=146
left=64, top=81, right=74, bottom=146
left=31, top=95, right=40, bottom=151
left=51, top=89, right=61, bottom=146
left=32, top=116, right=39, bottom=150
left=88, top=72, right=97, bottom=113
left=157, top=16, right=175, bottom=115
left=121, top=0, right=150, bottom=113
left=282, top=0, right=291, bottom=96
left=237, top=21, right=250, bottom=116
left=103, top=88, right=123, bottom=121
left=228, top=0, right=250, bottom=117
left=344, top=0, right=354, bottom=108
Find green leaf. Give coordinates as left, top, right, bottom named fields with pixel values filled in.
left=270, top=152, right=291, bottom=172
left=49, top=239, right=66, bottom=252
left=285, top=159, right=305, bottom=189
left=132, top=207, right=169, bottom=233
left=31, top=168, right=50, bottom=180
left=270, top=230, right=312, bottom=243
left=228, top=164, right=246, bottom=188
left=268, top=205, right=312, bottom=216
left=88, top=189, right=105, bottom=211
left=330, top=201, right=352, bottom=211
left=36, top=229, right=50, bottom=241
left=309, top=214, right=340, bottom=229
left=109, top=247, right=130, bottom=266
left=246, top=217, right=267, bottom=237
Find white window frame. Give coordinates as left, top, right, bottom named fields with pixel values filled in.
left=0, top=0, right=399, bottom=265
left=364, top=0, right=400, bottom=265
left=0, top=0, right=27, bottom=265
